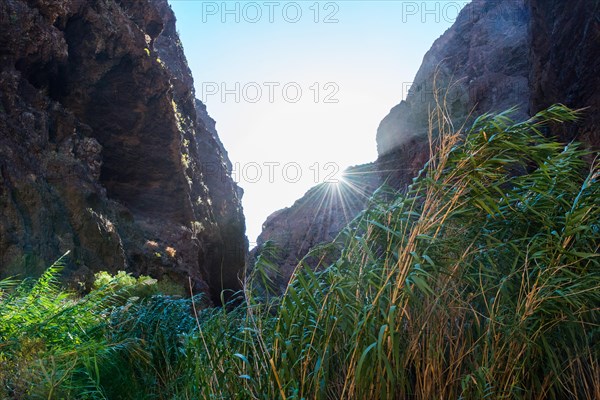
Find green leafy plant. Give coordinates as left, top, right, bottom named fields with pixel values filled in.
left=92, top=270, right=158, bottom=299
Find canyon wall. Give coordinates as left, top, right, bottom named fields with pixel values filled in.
left=0, top=0, right=247, bottom=303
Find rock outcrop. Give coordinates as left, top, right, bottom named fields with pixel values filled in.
left=0, top=0, right=246, bottom=303
left=254, top=0, right=600, bottom=288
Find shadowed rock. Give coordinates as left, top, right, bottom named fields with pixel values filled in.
left=0, top=0, right=247, bottom=304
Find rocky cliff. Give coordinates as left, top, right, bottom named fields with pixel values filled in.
left=377, top=0, right=531, bottom=157
left=0, top=0, right=247, bottom=303
left=528, top=0, right=600, bottom=148
left=254, top=0, right=600, bottom=288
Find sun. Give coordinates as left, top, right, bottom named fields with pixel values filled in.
left=293, top=167, right=381, bottom=241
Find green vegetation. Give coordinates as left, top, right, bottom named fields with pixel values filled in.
left=0, top=105, right=598, bottom=399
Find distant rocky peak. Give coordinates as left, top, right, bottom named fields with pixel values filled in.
left=376, top=0, right=530, bottom=156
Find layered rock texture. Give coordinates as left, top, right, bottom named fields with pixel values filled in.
left=255, top=0, right=600, bottom=288
left=0, top=0, right=246, bottom=303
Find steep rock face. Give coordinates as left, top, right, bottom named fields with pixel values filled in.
left=253, top=0, right=600, bottom=285
left=369, top=0, right=531, bottom=201
left=0, top=0, right=246, bottom=303
left=151, top=0, right=247, bottom=300
left=529, top=0, right=600, bottom=148
left=377, top=0, right=530, bottom=156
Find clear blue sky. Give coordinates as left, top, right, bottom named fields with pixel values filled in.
left=168, top=0, right=468, bottom=244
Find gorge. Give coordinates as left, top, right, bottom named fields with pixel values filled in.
left=1, top=0, right=598, bottom=301
left=0, top=0, right=599, bottom=398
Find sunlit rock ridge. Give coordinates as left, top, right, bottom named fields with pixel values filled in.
left=254, top=0, right=600, bottom=289
left=0, top=0, right=247, bottom=303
